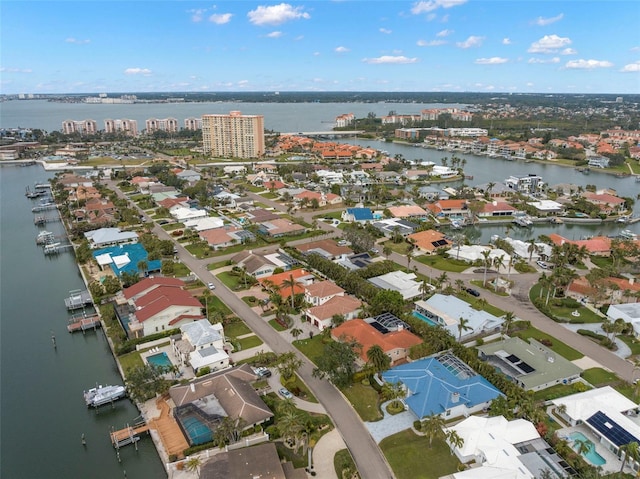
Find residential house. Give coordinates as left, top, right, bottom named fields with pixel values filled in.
left=245, top=208, right=281, bottom=224
left=126, top=285, right=204, bottom=337
left=294, top=190, right=342, bottom=207
left=583, top=191, right=626, bottom=214
left=231, top=251, right=279, bottom=279
left=170, top=205, right=208, bottom=222
left=527, top=200, right=564, bottom=216
left=84, top=227, right=139, bottom=249
left=315, top=170, right=344, bottom=186
left=260, top=269, right=315, bottom=299
left=342, top=207, right=374, bottom=223
left=445, top=245, right=511, bottom=266
left=258, top=218, right=306, bottom=238
left=123, top=277, right=186, bottom=302
left=332, top=317, right=422, bottom=366
left=372, top=218, right=419, bottom=237
left=381, top=352, right=503, bottom=420
left=587, top=156, right=610, bottom=169
left=414, top=294, right=504, bottom=341
left=305, top=294, right=362, bottom=330
left=93, top=243, right=161, bottom=277
left=296, top=239, right=353, bottom=260
left=426, top=199, right=469, bottom=219
left=183, top=216, right=225, bottom=232
left=548, top=233, right=612, bottom=256
left=387, top=205, right=429, bottom=221
left=407, top=229, right=451, bottom=255
left=199, top=226, right=247, bottom=250
left=505, top=174, right=544, bottom=195
left=478, top=337, right=582, bottom=391
left=478, top=201, right=518, bottom=218
left=168, top=364, right=273, bottom=446
left=175, top=169, right=201, bottom=182
left=607, top=302, right=640, bottom=338
left=304, top=280, right=345, bottom=307
left=368, top=271, right=422, bottom=300
left=172, top=319, right=229, bottom=374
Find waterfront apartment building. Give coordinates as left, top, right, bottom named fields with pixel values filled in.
left=201, top=111, right=265, bottom=159
left=184, top=117, right=202, bottom=131
left=145, top=118, right=178, bottom=134
left=62, top=119, right=98, bottom=135
left=104, top=119, right=138, bottom=136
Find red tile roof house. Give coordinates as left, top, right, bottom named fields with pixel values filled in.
left=332, top=319, right=422, bottom=366
left=568, top=276, right=640, bottom=303
left=259, top=269, right=315, bottom=301
left=304, top=280, right=345, bottom=307
left=126, top=285, right=204, bottom=338
left=477, top=201, right=518, bottom=218
left=387, top=205, right=429, bottom=220
left=294, top=190, right=342, bottom=207
left=305, top=295, right=362, bottom=331
left=123, top=277, right=186, bottom=301
left=407, top=229, right=451, bottom=255
left=582, top=192, right=627, bottom=215
left=199, top=226, right=244, bottom=250
left=548, top=233, right=612, bottom=256
left=425, top=199, right=469, bottom=218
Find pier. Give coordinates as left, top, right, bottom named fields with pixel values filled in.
left=34, top=182, right=51, bottom=190
left=43, top=242, right=73, bottom=255
left=34, top=215, right=61, bottom=225
left=67, top=313, right=101, bottom=333
left=65, top=289, right=93, bottom=310
left=110, top=420, right=151, bottom=449
left=31, top=203, right=57, bottom=212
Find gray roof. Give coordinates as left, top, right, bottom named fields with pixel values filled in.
left=84, top=227, right=138, bottom=245
left=180, top=319, right=222, bottom=347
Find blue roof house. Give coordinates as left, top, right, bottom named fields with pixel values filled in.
left=342, top=207, right=374, bottom=223
left=381, top=352, right=502, bottom=420
left=93, top=243, right=161, bottom=277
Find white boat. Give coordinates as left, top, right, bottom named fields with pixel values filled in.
left=84, top=384, right=127, bottom=407
left=513, top=216, right=533, bottom=227
left=620, top=230, right=638, bottom=240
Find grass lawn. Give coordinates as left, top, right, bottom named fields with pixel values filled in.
left=119, top=349, right=145, bottom=373
left=341, top=382, right=382, bottom=422
left=283, top=373, right=318, bottom=403
left=170, top=262, right=191, bottom=277
left=205, top=295, right=233, bottom=317
left=207, top=259, right=231, bottom=271
left=589, top=255, right=613, bottom=269
left=533, top=383, right=581, bottom=402
left=161, top=222, right=184, bottom=231
left=224, top=321, right=252, bottom=338
left=529, top=284, right=603, bottom=323
left=470, top=279, right=510, bottom=296
left=184, top=243, right=212, bottom=259
left=261, top=192, right=278, bottom=199
left=293, top=335, right=329, bottom=365
left=618, top=335, right=640, bottom=356
left=269, top=318, right=287, bottom=331
left=215, top=271, right=249, bottom=290
left=415, top=254, right=470, bottom=273
left=334, top=449, right=358, bottom=479
left=237, top=335, right=263, bottom=350
left=275, top=442, right=307, bottom=469
left=582, top=367, right=619, bottom=386
left=313, top=211, right=343, bottom=220
left=380, top=429, right=460, bottom=479
left=516, top=326, right=583, bottom=361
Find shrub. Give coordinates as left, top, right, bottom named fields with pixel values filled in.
left=196, top=366, right=211, bottom=377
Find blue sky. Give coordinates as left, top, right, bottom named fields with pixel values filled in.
left=2, top=1, right=639, bottom=94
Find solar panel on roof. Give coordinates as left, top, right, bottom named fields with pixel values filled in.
left=587, top=411, right=640, bottom=447
left=505, top=354, right=520, bottom=363
left=519, top=362, right=535, bottom=374
left=369, top=321, right=389, bottom=334
left=432, top=239, right=448, bottom=247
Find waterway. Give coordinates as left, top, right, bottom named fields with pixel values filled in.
left=0, top=165, right=165, bottom=478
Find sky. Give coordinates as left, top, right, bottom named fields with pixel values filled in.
left=1, top=1, right=639, bottom=94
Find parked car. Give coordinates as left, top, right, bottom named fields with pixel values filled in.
left=207, top=282, right=216, bottom=290
left=254, top=367, right=272, bottom=378
left=279, top=387, right=293, bottom=399
left=536, top=260, right=549, bottom=269
left=464, top=287, right=480, bottom=297
left=337, top=240, right=348, bottom=246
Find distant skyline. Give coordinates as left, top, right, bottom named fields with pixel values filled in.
left=2, top=1, right=639, bottom=95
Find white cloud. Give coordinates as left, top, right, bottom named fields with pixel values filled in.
left=313, top=51, right=320, bottom=56
left=620, top=61, right=640, bottom=72
left=631, top=46, right=640, bottom=52
left=528, top=34, right=571, bottom=53
left=532, top=13, right=564, bottom=26
left=502, top=38, right=511, bottom=45
left=417, top=39, right=446, bottom=47
left=528, top=57, right=560, bottom=64
left=267, top=31, right=283, bottom=38
left=124, top=68, right=152, bottom=75
left=456, top=36, right=484, bottom=48
left=335, top=46, right=350, bottom=53
left=436, top=29, right=454, bottom=37
left=0, top=67, right=32, bottom=73
left=362, top=55, right=418, bottom=64
left=379, top=28, right=392, bottom=34
left=561, top=48, right=577, bottom=55
left=65, top=37, right=90, bottom=44
left=209, top=13, right=232, bottom=24
left=475, top=57, right=508, bottom=64
left=237, top=80, right=249, bottom=86
left=526, top=82, right=534, bottom=87
left=411, top=0, right=467, bottom=14
left=247, top=3, right=310, bottom=26
left=189, top=8, right=206, bottom=22
left=565, top=59, right=613, bottom=69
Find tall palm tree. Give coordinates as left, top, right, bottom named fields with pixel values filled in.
left=282, top=274, right=297, bottom=310
left=420, top=280, right=432, bottom=300
left=619, top=441, right=639, bottom=473
left=455, top=279, right=465, bottom=292
left=366, top=344, right=391, bottom=374
left=457, top=317, right=472, bottom=341
left=445, top=429, right=464, bottom=455
left=502, top=311, right=516, bottom=336
left=527, top=238, right=537, bottom=263
left=481, top=250, right=491, bottom=286
left=421, top=414, right=446, bottom=447
left=382, top=381, right=406, bottom=409
left=437, top=272, right=449, bottom=291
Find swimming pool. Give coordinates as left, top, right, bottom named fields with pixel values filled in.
left=569, top=431, right=606, bottom=466
left=147, top=352, right=172, bottom=369
left=412, top=311, right=439, bottom=327
left=180, top=415, right=212, bottom=445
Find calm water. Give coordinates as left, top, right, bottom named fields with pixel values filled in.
left=0, top=166, right=165, bottom=479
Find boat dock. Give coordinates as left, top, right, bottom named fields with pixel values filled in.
left=67, top=313, right=101, bottom=333
left=34, top=182, right=51, bottom=190
left=43, top=242, right=73, bottom=255
left=34, top=215, right=61, bottom=225
left=110, top=421, right=151, bottom=449
left=65, top=289, right=93, bottom=310
left=31, top=203, right=57, bottom=212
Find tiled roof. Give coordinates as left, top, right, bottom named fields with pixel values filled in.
left=304, top=280, right=344, bottom=298
left=123, top=277, right=185, bottom=299
left=134, top=286, right=202, bottom=322
left=307, top=295, right=362, bottom=321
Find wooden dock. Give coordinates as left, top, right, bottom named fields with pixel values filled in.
left=67, top=314, right=101, bottom=333
left=65, top=289, right=93, bottom=310
left=110, top=422, right=151, bottom=449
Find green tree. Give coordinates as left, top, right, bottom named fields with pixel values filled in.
left=421, top=414, right=446, bottom=447
left=620, top=441, right=640, bottom=473
left=446, top=429, right=464, bottom=455
left=184, top=456, right=202, bottom=478
left=124, top=364, right=172, bottom=402
left=366, top=344, right=391, bottom=374
left=481, top=250, right=491, bottom=286
left=313, top=336, right=359, bottom=388
left=381, top=380, right=406, bottom=408
left=457, top=317, right=472, bottom=341
left=276, top=351, right=303, bottom=383
left=282, top=274, right=298, bottom=310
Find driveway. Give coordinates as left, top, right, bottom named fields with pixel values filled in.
left=365, top=401, right=417, bottom=443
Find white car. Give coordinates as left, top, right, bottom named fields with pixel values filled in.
left=279, top=387, right=293, bottom=399
left=536, top=261, right=548, bottom=269
left=207, top=282, right=216, bottom=290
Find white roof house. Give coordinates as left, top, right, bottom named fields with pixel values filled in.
left=445, top=416, right=541, bottom=479
left=176, top=169, right=201, bottom=182
left=174, top=319, right=229, bottom=374
left=501, top=237, right=552, bottom=260
left=183, top=216, right=225, bottom=232
left=607, top=303, right=640, bottom=338
left=527, top=200, right=563, bottom=214
left=170, top=206, right=207, bottom=221
left=552, top=386, right=640, bottom=456
left=368, top=270, right=422, bottom=299
left=84, top=227, right=139, bottom=249
left=316, top=169, right=344, bottom=185
left=446, top=245, right=511, bottom=267
left=414, top=294, right=504, bottom=340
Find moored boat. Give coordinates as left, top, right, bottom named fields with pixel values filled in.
left=84, top=384, right=127, bottom=407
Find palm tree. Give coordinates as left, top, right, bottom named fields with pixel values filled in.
left=366, top=344, right=391, bottom=374
left=282, top=274, right=297, bottom=310
left=445, top=429, right=464, bottom=455
left=457, top=317, right=472, bottom=341
left=382, top=381, right=406, bottom=409
left=420, top=280, right=432, bottom=300
left=452, top=233, right=465, bottom=260
left=290, top=327, right=303, bottom=341
left=184, top=456, right=202, bottom=478
left=383, top=244, right=392, bottom=259
left=502, top=311, right=516, bottom=336
left=481, top=250, right=491, bottom=286
left=421, top=414, right=446, bottom=447
left=574, top=437, right=593, bottom=456
left=455, top=279, right=464, bottom=292
left=437, top=272, right=449, bottom=291
left=137, top=260, right=147, bottom=277
left=276, top=351, right=303, bottom=382
left=527, top=238, right=537, bottom=263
